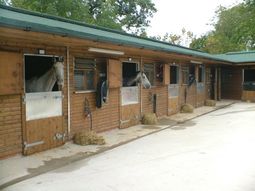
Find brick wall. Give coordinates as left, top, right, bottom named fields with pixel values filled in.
left=142, top=86, right=168, bottom=117
left=70, top=89, right=120, bottom=134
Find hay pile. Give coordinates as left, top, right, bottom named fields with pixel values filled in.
left=74, top=131, right=105, bottom=146
left=181, top=104, right=194, bottom=113
left=142, top=113, right=158, bottom=125
left=205, top=99, right=216, bottom=107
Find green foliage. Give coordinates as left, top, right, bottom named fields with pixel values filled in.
left=150, top=28, right=194, bottom=46
left=190, top=1, right=255, bottom=53
left=11, top=0, right=94, bottom=23
left=9, top=0, right=156, bottom=33
left=189, top=34, right=208, bottom=51
left=0, top=0, right=8, bottom=5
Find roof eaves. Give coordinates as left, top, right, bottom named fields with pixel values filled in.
left=0, top=5, right=235, bottom=64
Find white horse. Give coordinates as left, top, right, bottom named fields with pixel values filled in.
left=126, top=71, right=151, bottom=89
left=26, top=60, right=64, bottom=92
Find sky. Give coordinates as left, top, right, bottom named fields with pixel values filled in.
left=147, top=0, right=244, bottom=38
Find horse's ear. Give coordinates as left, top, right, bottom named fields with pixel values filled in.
left=52, top=57, right=57, bottom=63
left=58, top=56, right=64, bottom=62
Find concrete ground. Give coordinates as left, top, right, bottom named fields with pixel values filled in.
left=2, top=101, right=255, bottom=191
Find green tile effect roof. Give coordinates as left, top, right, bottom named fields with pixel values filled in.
left=215, top=51, right=255, bottom=63
left=0, top=5, right=255, bottom=64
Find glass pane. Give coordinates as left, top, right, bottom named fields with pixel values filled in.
left=144, top=64, right=154, bottom=86
left=244, top=69, right=255, bottom=82
left=170, top=66, right=178, bottom=84
left=85, top=70, right=95, bottom=90
left=74, top=70, right=85, bottom=90
left=75, top=58, right=96, bottom=69
left=182, top=67, right=188, bottom=84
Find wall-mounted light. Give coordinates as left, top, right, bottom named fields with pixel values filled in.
left=38, top=49, right=45, bottom=55
left=128, top=57, right=132, bottom=61
left=88, top=47, right=124, bottom=55
left=190, top=60, right=202, bottom=64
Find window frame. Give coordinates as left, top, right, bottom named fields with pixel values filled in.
left=181, top=66, right=189, bottom=85
left=74, top=57, right=97, bottom=93
left=143, top=63, right=155, bottom=87
left=198, top=65, right=205, bottom=83
left=122, top=61, right=139, bottom=87
left=243, top=68, right=255, bottom=82
left=169, top=65, right=179, bottom=85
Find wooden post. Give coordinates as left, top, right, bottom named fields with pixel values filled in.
left=214, top=67, right=218, bottom=101
left=108, top=59, right=121, bottom=88
left=163, top=63, right=170, bottom=85
left=217, top=67, right=221, bottom=101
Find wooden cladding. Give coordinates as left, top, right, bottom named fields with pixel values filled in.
left=24, top=116, right=64, bottom=155
left=242, top=90, right=255, bottom=102
left=163, top=64, right=170, bottom=85
left=0, top=51, right=22, bottom=95
left=108, top=59, right=121, bottom=88
left=0, top=95, right=22, bottom=158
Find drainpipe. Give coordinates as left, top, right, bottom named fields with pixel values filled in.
left=66, top=46, right=71, bottom=138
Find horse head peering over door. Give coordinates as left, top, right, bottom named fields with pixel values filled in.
left=26, top=57, right=64, bottom=92
left=126, top=71, right=151, bottom=89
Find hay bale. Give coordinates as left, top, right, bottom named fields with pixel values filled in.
left=74, top=131, right=105, bottom=146
left=142, top=113, right=158, bottom=125
left=181, top=104, right=194, bottom=113
left=205, top=99, right=216, bottom=107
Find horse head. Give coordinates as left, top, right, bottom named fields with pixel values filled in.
left=138, top=71, right=151, bottom=89
left=53, top=59, right=64, bottom=89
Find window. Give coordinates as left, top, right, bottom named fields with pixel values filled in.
left=170, top=65, right=179, bottom=84
left=155, top=63, right=163, bottom=82
left=188, top=65, right=196, bottom=86
left=144, top=63, right=155, bottom=86
left=122, top=62, right=138, bottom=87
left=74, top=58, right=96, bottom=91
left=244, top=69, right=255, bottom=82
left=25, top=55, right=61, bottom=92
left=243, top=69, right=255, bottom=91
left=198, top=65, right=205, bottom=83
left=181, top=66, right=189, bottom=84
left=206, top=68, right=211, bottom=83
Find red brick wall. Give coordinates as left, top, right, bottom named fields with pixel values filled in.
left=70, top=89, right=120, bottom=134
left=142, top=86, right=168, bottom=117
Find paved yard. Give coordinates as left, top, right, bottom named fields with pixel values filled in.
left=3, top=102, right=255, bottom=191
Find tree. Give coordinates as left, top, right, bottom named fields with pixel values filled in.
left=190, top=1, right=255, bottom=53
left=0, top=0, right=8, bottom=5
left=189, top=34, right=208, bottom=51
left=150, top=28, right=194, bottom=47
left=10, top=0, right=156, bottom=33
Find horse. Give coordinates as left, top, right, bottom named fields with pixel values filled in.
left=126, top=71, right=151, bottom=89
left=26, top=58, right=64, bottom=92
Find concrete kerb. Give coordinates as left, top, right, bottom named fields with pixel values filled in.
left=0, top=101, right=235, bottom=190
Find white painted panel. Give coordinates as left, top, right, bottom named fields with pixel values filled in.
left=26, top=91, right=62, bottom=121
left=168, top=84, right=179, bottom=98
left=197, top=83, right=205, bottom=93
left=121, top=87, right=139, bottom=106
